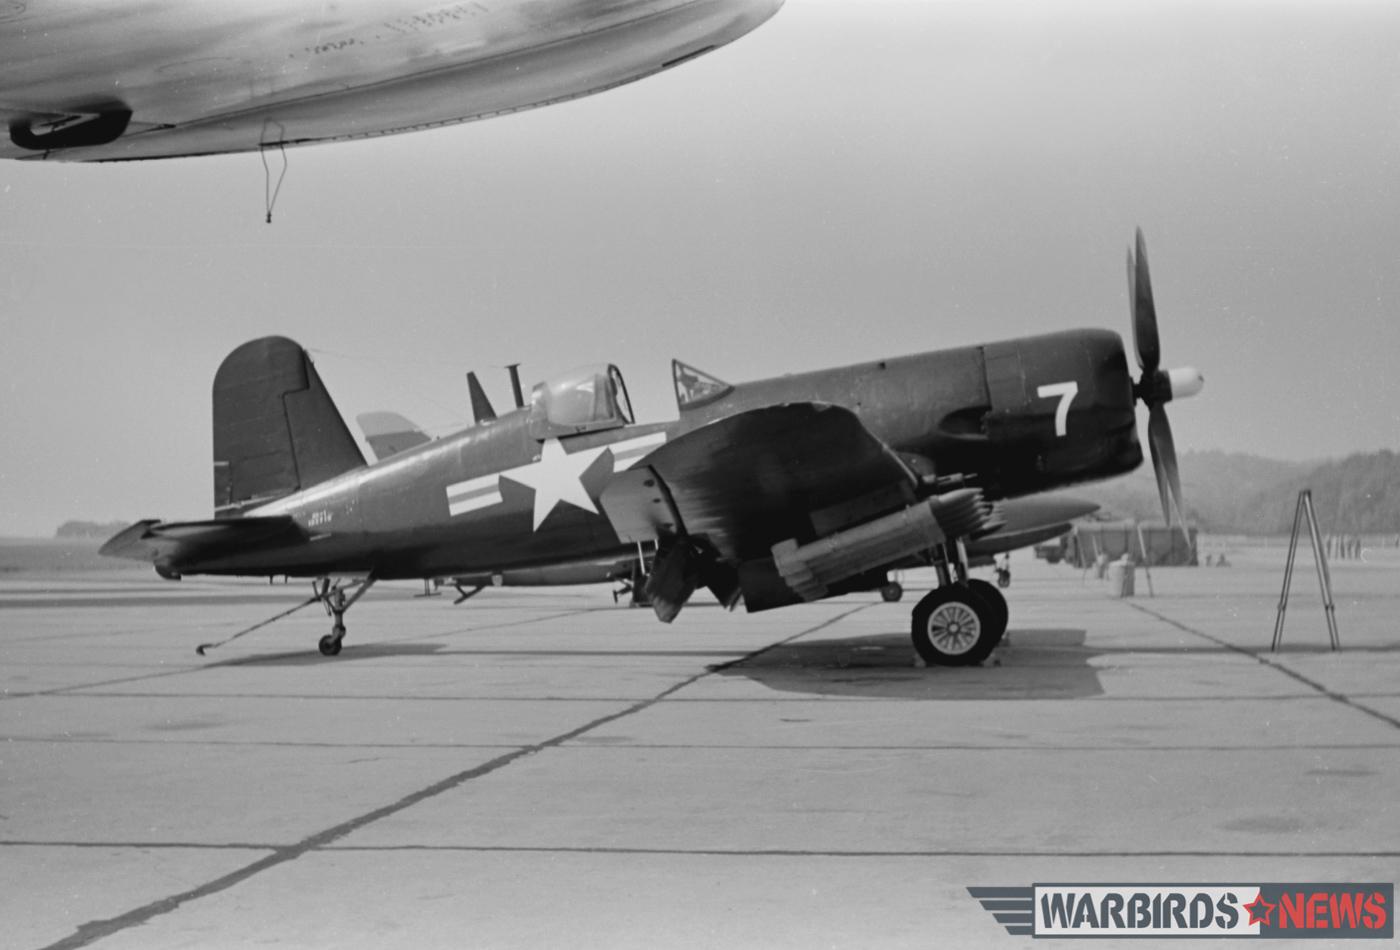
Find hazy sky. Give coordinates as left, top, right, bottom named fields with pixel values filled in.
left=2, top=0, right=1399, bottom=536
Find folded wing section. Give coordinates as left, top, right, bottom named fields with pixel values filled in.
left=604, top=402, right=917, bottom=560
left=601, top=403, right=923, bottom=618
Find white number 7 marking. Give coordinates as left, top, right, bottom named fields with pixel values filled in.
left=1036, top=381, right=1079, bottom=437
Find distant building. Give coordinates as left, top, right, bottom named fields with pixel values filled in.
left=1062, top=522, right=1198, bottom=567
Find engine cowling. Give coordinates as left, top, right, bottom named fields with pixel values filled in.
left=976, top=329, right=1142, bottom=497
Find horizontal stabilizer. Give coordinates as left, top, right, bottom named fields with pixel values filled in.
left=98, top=519, right=164, bottom=560
left=100, top=516, right=308, bottom=570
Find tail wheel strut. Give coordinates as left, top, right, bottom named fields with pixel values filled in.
left=315, top=576, right=375, bottom=656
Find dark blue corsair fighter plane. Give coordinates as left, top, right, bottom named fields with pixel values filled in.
left=103, top=231, right=1202, bottom=665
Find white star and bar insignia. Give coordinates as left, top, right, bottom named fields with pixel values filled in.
left=444, top=432, right=665, bottom=530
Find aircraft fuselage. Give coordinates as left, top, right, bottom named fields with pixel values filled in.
left=187, top=328, right=1141, bottom=579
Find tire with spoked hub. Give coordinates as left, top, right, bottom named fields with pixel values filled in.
left=910, top=587, right=998, bottom=666
left=965, top=578, right=1010, bottom=647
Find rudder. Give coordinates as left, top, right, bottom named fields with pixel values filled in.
left=213, top=337, right=364, bottom=516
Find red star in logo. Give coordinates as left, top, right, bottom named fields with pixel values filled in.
left=1244, top=892, right=1275, bottom=926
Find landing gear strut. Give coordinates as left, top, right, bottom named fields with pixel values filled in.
left=192, top=575, right=377, bottom=658
left=314, top=576, right=375, bottom=656
left=909, top=544, right=1009, bottom=666
left=613, top=560, right=652, bottom=608
left=995, top=554, right=1011, bottom=588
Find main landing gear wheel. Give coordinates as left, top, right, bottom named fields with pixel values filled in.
left=965, top=578, right=1010, bottom=646
left=910, top=586, right=999, bottom=666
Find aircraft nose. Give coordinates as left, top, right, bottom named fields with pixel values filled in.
left=1165, top=366, right=1204, bottom=401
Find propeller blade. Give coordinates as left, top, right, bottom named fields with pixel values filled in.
left=1130, top=227, right=1160, bottom=373
left=1147, top=404, right=1185, bottom=526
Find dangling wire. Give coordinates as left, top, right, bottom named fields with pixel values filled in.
left=261, top=141, right=289, bottom=224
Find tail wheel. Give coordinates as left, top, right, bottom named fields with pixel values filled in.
left=910, top=587, right=998, bottom=666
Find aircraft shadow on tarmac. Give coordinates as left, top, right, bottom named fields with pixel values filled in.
left=208, top=640, right=751, bottom=667
left=716, top=628, right=1105, bottom=700
left=206, top=629, right=1107, bottom=699
left=210, top=641, right=452, bottom=667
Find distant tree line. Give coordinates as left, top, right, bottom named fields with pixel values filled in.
left=1280, top=451, right=1400, bottom=535
left=54, top=520, right=130, bottom=539
left=1066, top=450, right=1400, bottom=535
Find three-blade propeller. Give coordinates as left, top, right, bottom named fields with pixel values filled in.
left=1127, top=228, right=1203, bottom=527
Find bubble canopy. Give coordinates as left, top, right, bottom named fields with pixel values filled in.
left=529, top=364, right=634, bottom=438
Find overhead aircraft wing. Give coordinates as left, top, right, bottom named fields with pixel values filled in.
left=0, top=0, right=783, bottom=161
left=600, top=403, right=918, bottom=564
left=100, top=516, right=309, bottom=575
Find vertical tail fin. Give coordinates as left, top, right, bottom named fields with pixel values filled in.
left=213, top=337, right=364, bottom=517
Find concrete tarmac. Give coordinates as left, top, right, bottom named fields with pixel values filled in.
left=2, top=547, right=1398, bottom=949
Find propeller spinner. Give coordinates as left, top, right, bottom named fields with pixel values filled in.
left=1127, top=228, right=1203, bottom=526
